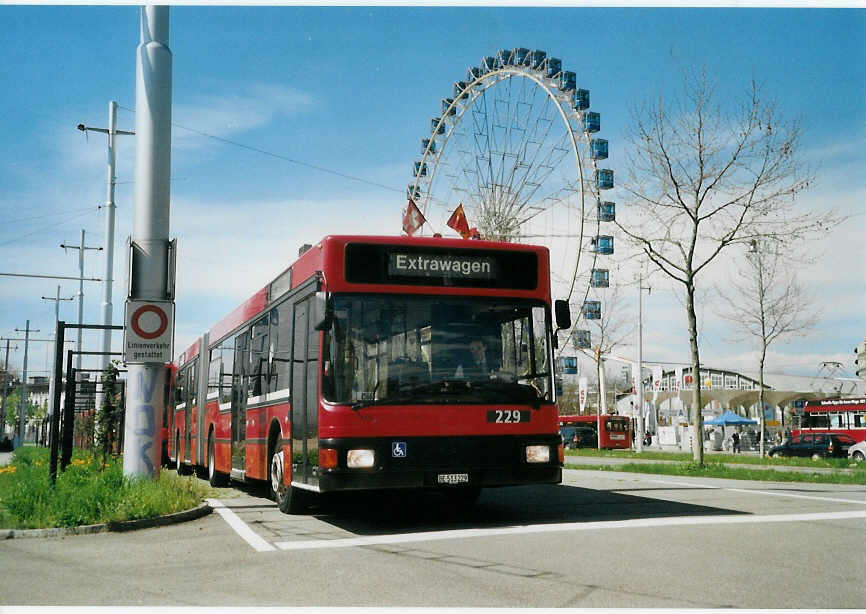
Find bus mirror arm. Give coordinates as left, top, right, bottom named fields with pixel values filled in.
left=313, top=291, right=334, bottom=331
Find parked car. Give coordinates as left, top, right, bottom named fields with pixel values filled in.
left=847, top=439, right=866, bottom=462
left=767, top=433, right=857, bottom=459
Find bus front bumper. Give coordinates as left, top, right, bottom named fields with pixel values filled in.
left=314, top=434, right=562, bottom=493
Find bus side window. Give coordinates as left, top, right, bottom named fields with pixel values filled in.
left=176, top=367, right=187, bottom=406
left=248, top=315, right=270, bottom=399
left=219, top=339, right=235, bottom=405
left=187, top=359, right=197, bottom=408
left=269, top=302, right=293, bottom=394
left=232, top=331, right=248, bottom=406
left=208, top=349, right=221, bottom=399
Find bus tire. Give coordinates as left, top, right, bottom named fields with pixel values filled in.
left=207, top=433, right=228, bottom=487
left=853, top=451, right=864, bottom=462
left=176, top=433, right=192, bottom=475
left=269, top=442, right=307, bottom=514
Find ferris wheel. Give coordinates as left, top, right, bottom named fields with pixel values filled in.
left=408, top=47, right=616, bottom=351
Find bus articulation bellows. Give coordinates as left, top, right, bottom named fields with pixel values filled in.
left=170, top=235, right=571, bottom=513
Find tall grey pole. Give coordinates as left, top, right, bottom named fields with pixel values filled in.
left=76, top=230, right=85, bottom=371
left=1, top=340, right=12, bottom=440
left=16, top=321, right=37, bottom=446
left=637, top=270, right=644, bottom=452
left=125, top=6, right=172, bottom=478
left=77, top=103, right=134, bottom=413
left=41, top=286, right=73, bottom=432
left=99, top=100, right=118, bottom=401
left=60, top=231, right=102, bottom=373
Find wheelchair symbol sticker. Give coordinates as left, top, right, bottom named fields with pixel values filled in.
left=392, top=442, right=407, bottom=458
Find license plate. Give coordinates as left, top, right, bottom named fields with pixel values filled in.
left=487, top=409, right=530, bottom=424
left=611, top=433, right=625, bottom=440
left=437, top=473, right=469, bottom=485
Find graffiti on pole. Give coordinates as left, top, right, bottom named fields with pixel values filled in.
left=123, top=366, right=163, bottom=477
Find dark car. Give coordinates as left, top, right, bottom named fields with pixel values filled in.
left=767, top=433, right=857, bottom=459
left=560, top=426, right=597, bottom=449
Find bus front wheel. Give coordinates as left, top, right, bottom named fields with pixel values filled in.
left=270, top=447, right=307, bottom=514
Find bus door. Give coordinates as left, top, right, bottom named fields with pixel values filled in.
left=187, top=358, right=198, bottom=463
left=182, top=360, right=196, bottom=462
left=291, top=292, right=319, bottom=488
left=231, top=330, right=249, bottom=475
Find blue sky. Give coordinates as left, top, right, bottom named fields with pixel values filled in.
left=1, top=5, right=864, bottom=386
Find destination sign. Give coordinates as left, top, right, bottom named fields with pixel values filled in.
left=345, top=243, right=538, bottom=290
left=388, top=253, right=496, bottom=280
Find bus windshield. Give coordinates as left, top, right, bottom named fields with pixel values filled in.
left=323, top=294, right=553, bottom=407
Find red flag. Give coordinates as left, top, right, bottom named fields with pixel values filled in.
left=402, top=199, right=426, bottom=236
left=446, top=203, right=471, bottom=239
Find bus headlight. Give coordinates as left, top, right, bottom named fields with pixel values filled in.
left=525, top=445, right=550, bottom=463
left=347, top=449, right=375, bottom=469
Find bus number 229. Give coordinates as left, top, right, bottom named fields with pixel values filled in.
left=487, top=410, right=529, bottom=424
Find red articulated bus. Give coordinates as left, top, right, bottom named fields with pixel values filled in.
left=793, top=398, right=866, bottom=443
left=558, top=414, right=632, bottom=449
left=170, top=235, right=571, bottom=513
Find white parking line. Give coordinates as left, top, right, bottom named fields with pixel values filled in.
left=207, top=498, right=276, bottom=552
left=639, top=477, right=866, bottom=506
left=272, top=509, right=866, bottom=552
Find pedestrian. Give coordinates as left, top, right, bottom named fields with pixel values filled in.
left=731, top=431, right=741, bottom=454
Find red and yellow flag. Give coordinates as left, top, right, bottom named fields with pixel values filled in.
left=446, top=203, right=471, bottom=239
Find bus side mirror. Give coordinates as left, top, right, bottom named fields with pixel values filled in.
left=554, top=299, right=571, bottom=331
left=313, top=291, right=333, bottom=331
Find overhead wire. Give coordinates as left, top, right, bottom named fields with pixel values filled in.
left=116, top=104, right=404, bottom=195
left=0, top=206, right=99, bottom=248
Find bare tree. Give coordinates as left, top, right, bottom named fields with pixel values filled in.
left=615, top=68, right=838, bottom=464
left=716, top=240, right=819, bottom=455
left=560, top=282, right=633, bottom=423
left=586, top=282, right=633, bottom=412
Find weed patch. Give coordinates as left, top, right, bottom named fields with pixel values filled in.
left=0, top=448, right=209, bottom=530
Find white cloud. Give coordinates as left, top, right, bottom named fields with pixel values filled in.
left=171, top=84, right=315, bottom=149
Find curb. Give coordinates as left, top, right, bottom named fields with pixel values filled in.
left=1, top=502, right=212, bottom=540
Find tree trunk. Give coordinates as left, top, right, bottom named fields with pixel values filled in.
left=686, top=280, right=704, bottom=465
left=758, top=348, right=766, bottom=457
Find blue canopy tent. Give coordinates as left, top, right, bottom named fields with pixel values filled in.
left=704, top=411, right=757, bottom=451
left=704, top=410, right=757, bottom=426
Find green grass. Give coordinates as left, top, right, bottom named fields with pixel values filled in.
left=564, top=449, right=866, bottom=485
left=566, top=447, right=865, bottom=469
left=0, top=448, right=210, bottom=530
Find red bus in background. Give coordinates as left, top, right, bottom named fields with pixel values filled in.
left=170, top=235, right=571, bottom=514
left=793, top=398, right=866, bottom=443
left=558, top=414, right=632, bottom=449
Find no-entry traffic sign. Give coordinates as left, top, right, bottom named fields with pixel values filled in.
left=124, top=300, right=174, bottom=364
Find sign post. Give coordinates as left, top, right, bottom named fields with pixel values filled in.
left=124, top=6, right=173, bottom=478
